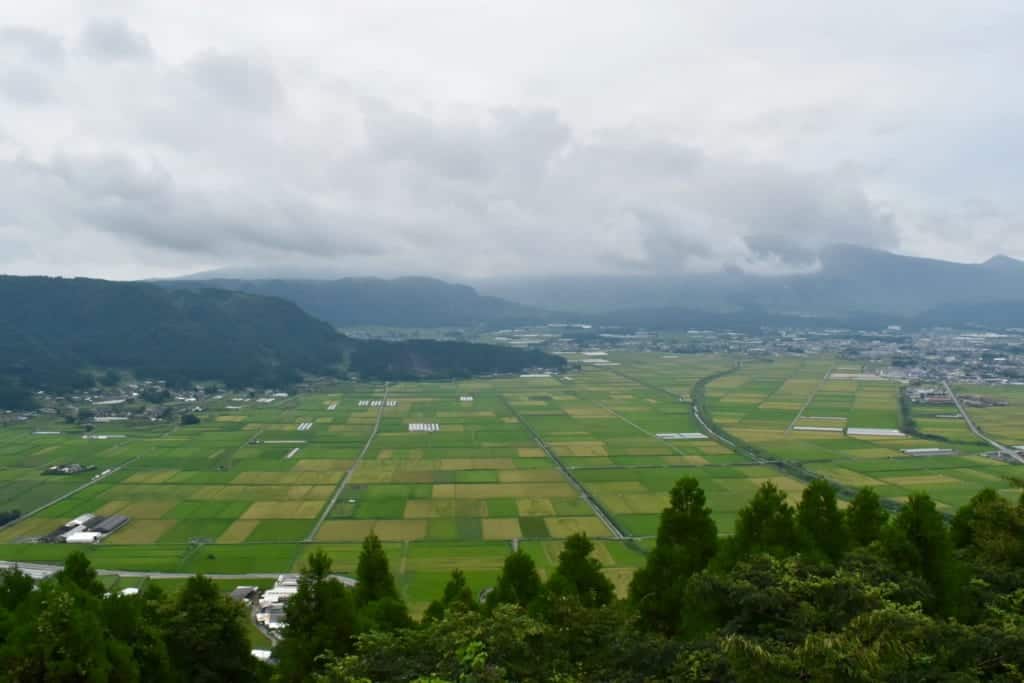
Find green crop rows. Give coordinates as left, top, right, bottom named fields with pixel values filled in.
left=1, top=354, right=1019, bottom=613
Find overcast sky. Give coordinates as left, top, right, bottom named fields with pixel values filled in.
left=1, top=1, right=1022, bottom=280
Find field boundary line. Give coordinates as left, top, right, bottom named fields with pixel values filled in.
left=786, top=361, right=836, bottom=432
left=305, top=383, right=390, bottom=541
left=499, top=396, right=627, bottom=540
left=0, top=456, right=139, bottom=533
left=945, top=380, right=1024, bottom=464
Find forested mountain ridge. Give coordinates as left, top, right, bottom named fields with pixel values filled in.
left=0, top=276, right=345, bottom=405
left=0, top=276, right=566, bottom=408
left=160, top=276, right=550, bottom=328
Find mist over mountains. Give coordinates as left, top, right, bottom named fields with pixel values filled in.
left=474, top=245, right=1024, bottom=318
left=172, top=246, right=1024, bottom=331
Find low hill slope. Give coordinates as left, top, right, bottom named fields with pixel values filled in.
left=0, top=276, right=566, bottom=408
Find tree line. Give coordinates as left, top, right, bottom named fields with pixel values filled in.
left=2, top=478, right=1023, bottom=682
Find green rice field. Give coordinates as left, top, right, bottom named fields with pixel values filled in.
left=1, top=354, right=1019, bottom=613
left=955, top=384, right=1024, bottom=447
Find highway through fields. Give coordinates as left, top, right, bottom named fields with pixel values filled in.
left=944, top=381, right=1024, bottom=464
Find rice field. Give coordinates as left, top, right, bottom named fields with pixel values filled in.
left=954, top=384, right=1024, bottom=446
left=0, top=355, right=1018, bottom=613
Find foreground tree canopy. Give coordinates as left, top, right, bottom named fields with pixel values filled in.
left=1, top=478, right=1023, bottom=682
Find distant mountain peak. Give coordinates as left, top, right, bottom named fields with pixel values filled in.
left=982, top=254, right=1023, bottom=268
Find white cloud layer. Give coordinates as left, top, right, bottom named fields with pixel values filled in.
left=0, top=1, right=1022, bottom=279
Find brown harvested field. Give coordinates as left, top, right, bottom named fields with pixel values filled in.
left=583, top=481, right=648, bottom=495
left=376, top=449, right=425, bottom=460
left=404, top=500, right=456, bottom=518
left=215, top=415, right=247, bottom=422
left=516, top=498, right=556, bottom=516
left=553, top=442, right=609, bottom=457
left=315, top=519, right=375, bottom=542
left=232, top=471, right=342, bottom=485
left=544, top=517, right=610, bottom=537
left=432, top=483, right=575, bottom=499
left=482, top=518, right=522, bottom=540
left=603, top=567, right=635, bottom=597
left=439, top=458, right=519, bottom=470
left=387, top=470, right=436, bottom=484
left=123, top=470, right=178, bottom=485
left=0, top=516, right=62, bottom=542
left=815, top=467, right=885, bottom=487
left=217, top=519, right=259, bottom=543
left=241, top=500, right=325, bottom=519
left=564, top=407, right=613, bottom=418
left=604, top=493, right=668, bottom=514
left=95, top=500, right=130, bottom=516
left=372, top=519, right=428, bottom=541
left=498, top=470, right=564, bottom=483
left=292, top=459, right=352, bottom=472
left=517, top=447, right=546, bottom=458
left=884, top=474, right=963, bottom=486
left=107, top=519, right=177, bottom=544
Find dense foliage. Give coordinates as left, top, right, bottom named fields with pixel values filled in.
left=0, top=276, right=567, bottom=408
left=0, top=276, right=346, bottom=400
left=2, top=478, right=1022, bottom=682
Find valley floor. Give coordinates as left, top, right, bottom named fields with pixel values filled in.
left=1, top=352, right=1018, bottom=613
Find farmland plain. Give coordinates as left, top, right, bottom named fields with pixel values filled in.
left=1, top=354, right=1019, bottom=612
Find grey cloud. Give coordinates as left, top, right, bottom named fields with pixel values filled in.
left=186, top=52, right=284, bottom=113
left=0, top=26, right=64, bottom=65
left=0, top=68, right=56, bottom=105
left=0, top=5, right=1021, bottom=279
left=79, top=19, right=153, bottom=62
left=0, top=153, right=383, bottom=267
left=742, top=235, right=820, bottom=269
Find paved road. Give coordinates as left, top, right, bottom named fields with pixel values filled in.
left=500, top=396, right=626, bottom=540
left=306, top=384, right=390, bottom=541
left=944, top=381, right=1024, bottom=464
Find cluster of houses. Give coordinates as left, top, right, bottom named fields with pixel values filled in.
left=358, top=399, right=398, bottom=407
left=42, top=513, right=129, bottom=544
left=232, top=572, right=358, bottom=638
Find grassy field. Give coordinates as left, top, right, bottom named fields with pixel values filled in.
left=0, top=355, right=1019, bottom=613
left=955, top=384, right=1024, bottom=447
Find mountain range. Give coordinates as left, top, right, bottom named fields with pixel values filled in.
left=475, top=246, right=1024, bottom=319
left=170, top=246, right=1024, bottom=330
left=160, top=277, right=543, bottom=328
